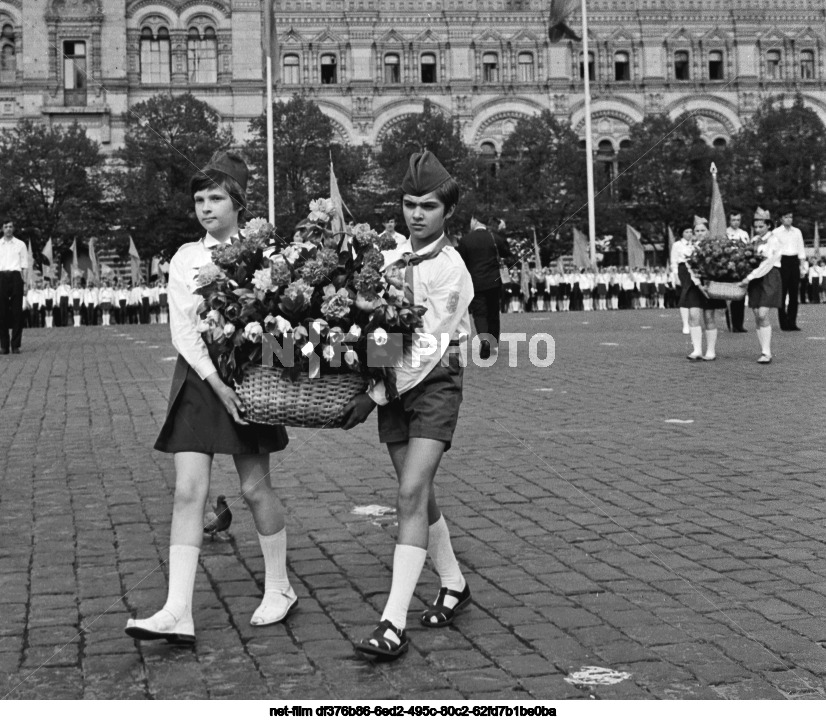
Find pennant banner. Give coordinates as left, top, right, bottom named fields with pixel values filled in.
left=88, top=237, right=98, bottom=281
left=708, top=163, right=727, bottom=238
left=626, top=225, right=645, bottom=268
left=572, top=228, right=590, bottom=268
left=41, top=238, right=53, bottom=279
left=129, top=235, right=142, bottom=285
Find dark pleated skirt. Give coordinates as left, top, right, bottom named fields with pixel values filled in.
left=748, top=267, right=782, bottom=308
left=678, top=263, right=726, bottom=310
left=155, top=360, right=289, bottom=455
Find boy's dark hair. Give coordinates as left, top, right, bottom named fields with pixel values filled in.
left=432, top=177, right=460, bottom=215
left=190, top=171, right=247, bottom=222
left=398, top=177, right=460, bottom=216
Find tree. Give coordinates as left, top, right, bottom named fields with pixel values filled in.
left=244, top=96, right=348, bottom=236
left=0, top=120, right=108, bottom=259
left=616, top=113, right=718, bottom=240
left=114, top=93, right=234, bottom=259
left=496, top=110, right=588, bottom=258
left=724, top=95, right=826, bottom=233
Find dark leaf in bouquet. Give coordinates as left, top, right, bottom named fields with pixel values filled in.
left=209, top=292, right=229, bottom=310
left=224, top=303, right=242, bottom=322
left=248, top=344, right=263, bottom=365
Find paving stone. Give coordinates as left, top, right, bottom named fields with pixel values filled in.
left=3, top=311, right=826, bottom=699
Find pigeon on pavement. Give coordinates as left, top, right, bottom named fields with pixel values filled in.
left=203, top=495, right=233, bottom=540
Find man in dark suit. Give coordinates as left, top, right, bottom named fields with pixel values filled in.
left=456, top=216, right=512, bottom=359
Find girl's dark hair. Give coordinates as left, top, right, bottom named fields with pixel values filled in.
left=190, top=171, right=247, bottom=222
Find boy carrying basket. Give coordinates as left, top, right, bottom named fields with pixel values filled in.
left=341, top=150, right=474, bottom=660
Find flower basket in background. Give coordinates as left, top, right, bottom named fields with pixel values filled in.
left=687, top=236, right=762, bottom=300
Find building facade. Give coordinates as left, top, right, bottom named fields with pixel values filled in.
left=1, top=0, right=825, bottom=166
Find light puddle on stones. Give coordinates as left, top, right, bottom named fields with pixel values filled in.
left=352, top=505, right=397, bottom=527
left=565, top=666, right=631, bottom=687
left=534, top=388, right=554, bottom=392
left=664, top=419, right=694, bottom=424
left=600, top=342, right=619, bottom=346
left=162, top=356, right=177, bottom=361
left=807, top=336, right=825, bottom=340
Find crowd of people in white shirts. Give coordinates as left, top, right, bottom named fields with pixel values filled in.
left=21, top=277, right=168, bottom=328
left=499, top=265, right=680, bottom=313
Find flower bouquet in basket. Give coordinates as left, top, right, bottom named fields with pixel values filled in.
left=193, top=199, right=427, bottom=428
left=687, top=236, right=763, bottom=301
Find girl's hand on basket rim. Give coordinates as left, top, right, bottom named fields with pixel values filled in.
left=737, top=279, right=749, bottom=288
left=206, top=373, right=249, bottom=425
left=341, top=392, right=377, bottom=430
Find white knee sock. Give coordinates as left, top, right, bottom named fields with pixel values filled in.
left=381, top=544, right=427, bottom=630
left=258, top=528, right=290, bottom=593
left=680, top=308, right=690, bottom=330
left=427, top=516, right=465, bottom=591
left=756, top=326, right=771, bottom=356
left=163, top=544, right=200, bottom=619
left=704, top=328, right=718, bottom=357
left=689, top=326, right=703, bottom=355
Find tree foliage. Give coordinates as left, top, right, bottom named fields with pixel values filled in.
left=114, top=93, right=234, bottom=259
left=616, top=113, right=719, bottom=240
left=722, top=96, right=826, bottom=234
left=496, top=110, right=588, bottom=257
left=244, top=96, right=350, bottom=237
left=0, top=120, right=107, bottom=257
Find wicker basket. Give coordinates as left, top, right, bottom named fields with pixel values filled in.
left=705, top=280, right=747, bottom=301
left=235, top=366, right=369, bottom=428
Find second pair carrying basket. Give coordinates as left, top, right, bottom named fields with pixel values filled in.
left=235, top=366, right=369, bottom=428
left=704, top=280, right=747, bottom=301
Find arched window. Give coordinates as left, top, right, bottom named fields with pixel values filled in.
left=420, top=52, right=436, bottom=83
left=282, top=54, right=299, bottom=84
left=708, top=50, right=724, bottom=80
left=614, top=51, right=630, bottom=81
left=579, top=51, right=595, bottom=81
left=63, top=40, right=87, bottom=106
left=0, top=23, right=14, bottom=83
left=140, top=26, right=171, bottom=84
left=596, top=139, right=616, bottom=190
left=712, top=137, right=728, bottom=149
left=320, top=53, right=337, bottom=84
left=800, top=50, right=815, bottom=80
left=480, top=141, right=498, bottom=176
left=188, top=25, right=217, bottom=84
left=518, top=51, right=534, bottom=82
left=483, top=52, right=499, bottom=83
left=384, top=53, right=400, bottom=83
left=766, top=49, right=782, bottom=79
left=674, top=50, right=690, bottom=80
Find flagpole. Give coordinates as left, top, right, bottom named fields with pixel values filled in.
left=264, top=1, right=275, bottom=225
left=580, top=0, right=597, bottom=265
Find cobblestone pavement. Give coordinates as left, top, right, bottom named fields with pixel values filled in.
left=1, top=305, right=825, bottom=701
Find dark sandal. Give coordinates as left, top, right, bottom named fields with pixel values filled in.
left=420, top=583, right=472, bottom=628
left=355, top=620, right=408, bottom=660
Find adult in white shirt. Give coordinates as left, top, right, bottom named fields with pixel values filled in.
left=726, top=212, right=750, bottom=333
left=126, top=152, right=292, bottom=646
left=671, top=226, right=695, bottom=333
left=0, top=219, right=28, bottom=353
left=773, top=210, right=806, bottom=331
left=738, top=208, right=782, bottom=363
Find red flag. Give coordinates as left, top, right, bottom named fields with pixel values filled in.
left=129, top=235, right=141, bottom=285
left=572, top=228, right=590, bottom=268
left=708, top=163, right=727, bottom=238
left=626, top=225, right=645, bottom=268
left=329, top=159, right=347, bottom=240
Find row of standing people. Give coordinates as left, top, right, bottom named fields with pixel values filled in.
left=23, top=279, right=168, bottom=327
left=500, top=266, right=680, bottom=313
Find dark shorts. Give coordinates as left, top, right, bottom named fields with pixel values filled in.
left=377, top=354, right=463, bottom=451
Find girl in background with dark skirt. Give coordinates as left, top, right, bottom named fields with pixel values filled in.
left=679, top=218, right=726, bottom=361
left=739, top=208, right=782, bottom=364
left=125, top=152, right=293, bottom=645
